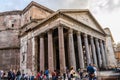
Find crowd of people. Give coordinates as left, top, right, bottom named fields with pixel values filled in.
left=0, top=63, right=98, bottom=80
left=0, top=69, right=22, bottom=80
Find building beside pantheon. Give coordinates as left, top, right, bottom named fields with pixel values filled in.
left=0, top=1, right=116, bottom=73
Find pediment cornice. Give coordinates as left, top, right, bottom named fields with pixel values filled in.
left=20, top=10, right=106, bottom=37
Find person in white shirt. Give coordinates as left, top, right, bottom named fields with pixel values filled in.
left=93, top=64, right=97, bottom=79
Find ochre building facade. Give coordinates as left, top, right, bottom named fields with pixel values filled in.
left=0, top=1, right=116, bottom=73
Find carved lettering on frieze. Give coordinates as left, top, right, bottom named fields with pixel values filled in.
left=81, top=16, right=89, bottom=23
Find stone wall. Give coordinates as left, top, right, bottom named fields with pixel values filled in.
left=0, top=14, right=21, bottom=29
left=21, top=5, right=51, bottom=26
left=0, top=13, right=21, bottom=71
left=0, top=49, right=20, bottom=71
left=0, top=30, right=20, bottom=48
left=104, top=28, right=117, bottom=67
left=0, top=2, right=53, bottom=71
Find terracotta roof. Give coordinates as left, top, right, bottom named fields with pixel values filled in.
left=22, top=1, right=54, bottom=14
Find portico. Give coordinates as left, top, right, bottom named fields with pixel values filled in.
left=20, top=9, right=108, bottom=74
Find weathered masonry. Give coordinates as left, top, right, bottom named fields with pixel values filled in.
left=0, top=1, right=116, bottom=72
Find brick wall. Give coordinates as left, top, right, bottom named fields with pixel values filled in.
left=0, top=49, right=20, bottom=71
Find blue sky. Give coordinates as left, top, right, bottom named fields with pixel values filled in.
left=0, top=0, right=120, bottom=43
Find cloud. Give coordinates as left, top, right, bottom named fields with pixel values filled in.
left=37, top=0, right=89, bottom=10
left=65, top=0, right=89, bottom=9
left=0, top=0, right=119, bottom=43
left=90, top=0, right=120, bottom=43
left=0, top=0, right=25, bottom=12
left=0, top=0, right=90, bottom=12
left=91, top=0, right=120, bottom=13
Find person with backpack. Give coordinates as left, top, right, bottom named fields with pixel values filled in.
left=87, top=63, right=95, bottom=80
left=45, top=69, right=49, bottom=80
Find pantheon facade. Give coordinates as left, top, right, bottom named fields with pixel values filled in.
left=0, top=1, right=116, bottom=73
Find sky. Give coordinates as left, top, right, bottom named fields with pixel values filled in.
left=0, top=0, right=120, bottom=43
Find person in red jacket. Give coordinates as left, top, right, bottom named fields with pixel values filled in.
left=36, top=72, right=40, bottom=80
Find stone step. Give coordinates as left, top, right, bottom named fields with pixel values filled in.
left=99, top=71, right=120, bottom=77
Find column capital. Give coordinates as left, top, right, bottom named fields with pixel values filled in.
left=40, top=33, right=44, bottom=38
left=100, top=39, right=103, bottom=43
left=68, top=28, right=73, bottom=34
left=58, top=26, right=63, bottom=28
left=48, top=29, right=53, bottom=34
left=95, top=38, right=98, bottom=41
left=90, top=36, right=93, bottom=39
left=76, top=31, right=81, bottom=35
left=83, top=33, right=87, bottom=38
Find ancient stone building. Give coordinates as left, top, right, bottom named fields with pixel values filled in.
left=0, top=1, right=117, bottom=73
left=0, top=11, right=21, bottom=70
left=104, top=28, right=117, bottom=67
left=114, top=43, right=120, bottom=66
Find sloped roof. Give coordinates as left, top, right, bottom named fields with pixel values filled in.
left=104, top=28, right=114, bottom=42
left=58, top=9, right=106, bottom=34
left=0, top=10, right=22, bottom=16
left=0, top=1, right=54, bottom=16
left=22, top=1, right=54, bottom=14
left=22, top=10, right=105, bottom=35
left=29, top=9, right=106, bottom=35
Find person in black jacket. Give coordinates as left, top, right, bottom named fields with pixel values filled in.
left=8, top=69, right=13, bottom=80
left=16, top=70, right=21, bottom=80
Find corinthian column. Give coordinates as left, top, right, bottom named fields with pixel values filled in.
left=32, top=36, right=38, bottom=75
left=77, top=32, right=84, bottom=69
left=103, top=41, right=108, bottom=67
left=95, top=38, right=102, bottom=68
left=90, top=36, right=98, bottom=67
left=58, top=26, right=66, bottom=73
left=100, top=40, right=106, bottom=68
left=40, top=34, right=45, bottom=71
left=68, top=29, right=76, bottom=70
left=84, top=34, right=91, bottom=65
left=48, top=30, right=54, bottom=72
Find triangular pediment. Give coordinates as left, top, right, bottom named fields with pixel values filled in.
left=21, top=10, right=106, bottom=36
left=60, top=9, right=105, bottom=34
left=22, top=1, right=54, bottom=14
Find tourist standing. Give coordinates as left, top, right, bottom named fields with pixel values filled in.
left=8, top=69, right=13, bottom=80
left=16, top=70, right=21, bottom=80
left=93, top=64, right=97, bottom=79
left=45, top=69, right=49, bottom=80
left=87, top=63, right=95, bottom=80
left=36, top=72, right=40, bottom=80
left=51, top=70, right=57, bottom=80
left=70, top=67, right=75, bottom=79
left=12, top=70, right=16, bottom=80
